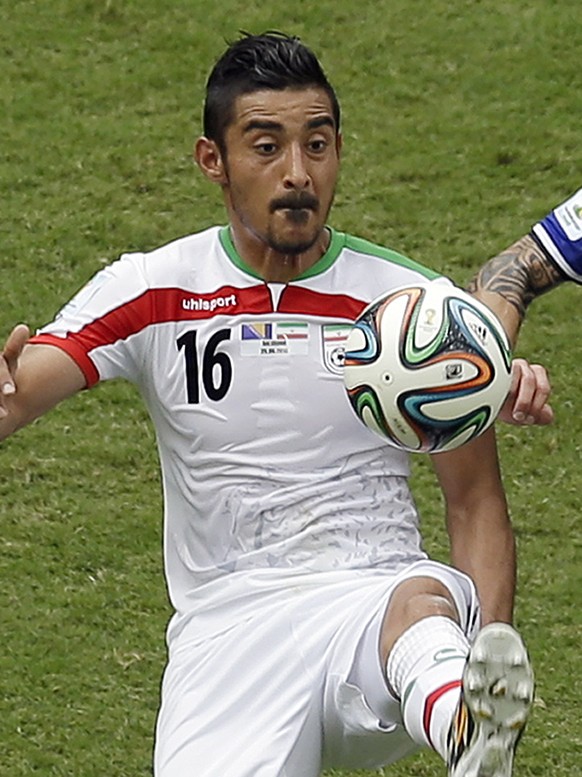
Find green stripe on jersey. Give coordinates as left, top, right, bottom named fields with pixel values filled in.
left=293, top=228, right=345, bottom=279
left=218, top=226, right=345, bottom=280
left=343, top=233, right=441, bottom=280
left=219, top=226, right=261, bottom=279
left=219, top=226, right=440, bottom=282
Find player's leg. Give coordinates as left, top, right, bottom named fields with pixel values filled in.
left=153, top=608, right=322, bottom=777
left=381, top=574, right=474, bottom=758
left=380, top=568, right=534, bottom=776
left=155, top=569, right=418, bottom=777
left=320, top=563, right=475, bottom=771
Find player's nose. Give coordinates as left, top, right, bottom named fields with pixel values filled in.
left=282, top=144, right=310, bottom=190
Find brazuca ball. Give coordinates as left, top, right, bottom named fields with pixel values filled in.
left=343, top=280, right=512, bottom=453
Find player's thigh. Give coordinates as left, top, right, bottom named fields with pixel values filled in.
left=154, top=614, right=322, bottom=777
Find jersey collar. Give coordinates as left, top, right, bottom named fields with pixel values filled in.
left=218, top=226, right=346, bottom=281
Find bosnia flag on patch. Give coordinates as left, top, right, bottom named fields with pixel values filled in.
left=241, top=322, right=273, bottom=339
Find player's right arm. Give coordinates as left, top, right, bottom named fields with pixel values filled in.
left=0, top=325, right=86, bottom=440
left=0, top=251, right=152, bottom=441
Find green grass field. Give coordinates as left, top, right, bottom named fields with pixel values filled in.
left=1, top=1, right=580, bottom=774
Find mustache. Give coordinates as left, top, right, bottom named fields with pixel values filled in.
left=270, top=193, right=319, bottom=213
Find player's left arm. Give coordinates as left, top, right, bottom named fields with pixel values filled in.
left=430, top=428, right=515, bottom=625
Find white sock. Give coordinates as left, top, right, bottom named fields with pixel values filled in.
left=386, top=615, right=469, bottom=759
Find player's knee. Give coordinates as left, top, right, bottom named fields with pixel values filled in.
left=379, top=577, right=459, bottom=663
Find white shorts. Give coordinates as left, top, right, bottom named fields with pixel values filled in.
left=154, top=561, right=480, bottom=777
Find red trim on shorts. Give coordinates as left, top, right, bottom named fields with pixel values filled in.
left=423, top=679, right=462, bottom=750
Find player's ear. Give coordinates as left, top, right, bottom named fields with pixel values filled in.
left=195, top=137, right=227, bottom=184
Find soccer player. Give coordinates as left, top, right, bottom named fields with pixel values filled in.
left=0, top=32, right=556, bottom=777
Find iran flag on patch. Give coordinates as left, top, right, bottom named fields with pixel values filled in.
left=275, top=322, right=309, bottom=340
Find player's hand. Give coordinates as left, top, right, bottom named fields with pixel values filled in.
left=0, top=324, right=30, bottom=419
left=498, top=357, right=553, bottom=426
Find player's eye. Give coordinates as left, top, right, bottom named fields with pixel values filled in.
left=255, top=141, right=278, bottom=155
left=307, top=138, right=329, bottom=154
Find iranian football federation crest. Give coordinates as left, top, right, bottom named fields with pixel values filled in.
left=322, top=324, right=352, bottom=374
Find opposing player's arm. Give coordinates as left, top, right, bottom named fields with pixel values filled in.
left=430, top=428, right=515, bottom=625
left=468, top=187, right=582, bottom=346
left=0, top=325, right=86, bottom=440
left=467, top=235, right=564, bottom=347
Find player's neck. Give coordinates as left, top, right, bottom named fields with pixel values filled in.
left=228, top=226, right=331, bottom=284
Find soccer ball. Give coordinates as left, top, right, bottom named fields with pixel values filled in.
left=343, top=281, right=512, bottom=453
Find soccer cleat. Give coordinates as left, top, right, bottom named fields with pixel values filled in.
left=446, top=623, right=534, bottom=777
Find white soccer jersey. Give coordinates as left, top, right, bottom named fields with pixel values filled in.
left=32, top=226, right=442, bottom=613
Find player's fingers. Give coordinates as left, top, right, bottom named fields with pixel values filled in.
left=526, top=363, right=553, bottom=425
left=510, top=359, right=553, bottom=425
left=1, top=324, right=30, bottom=395
left=497, top=359, right=527, bottom=425
left=535, top=403, right=554, bottom=425
left=505, top=358, right=532, bottom=421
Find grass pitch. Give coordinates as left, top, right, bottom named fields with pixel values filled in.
left=1, top=1, right=580, bottom=774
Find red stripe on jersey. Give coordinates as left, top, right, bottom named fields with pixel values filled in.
left=29, top=283, right=368, bottom=387
left=30, top=285, right=272, bottom=387
left=277, top=286, right=366, bottom=320
left=423, top=679, right=461, bottom=750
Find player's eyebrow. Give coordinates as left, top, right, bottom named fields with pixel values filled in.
left=242, top=119, right=283, bottom=134
left=306, top=116, right=336, bottom=131
left=242, top=116, right=336, bottom=134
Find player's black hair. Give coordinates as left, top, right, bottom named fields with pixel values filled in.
left=204, top=31, right=341, bottom=153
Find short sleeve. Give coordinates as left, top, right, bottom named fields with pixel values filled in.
left=30, top=253, right=150, bottom=387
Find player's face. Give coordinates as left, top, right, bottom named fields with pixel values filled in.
left=199, top=87, right=341, bottom=264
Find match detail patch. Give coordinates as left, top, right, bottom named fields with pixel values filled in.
left=240, top=322, right=310, bottom=356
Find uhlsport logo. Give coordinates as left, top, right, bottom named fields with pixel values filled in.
left=182, top=293, right=237, bottom=312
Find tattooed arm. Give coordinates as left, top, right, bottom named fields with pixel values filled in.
left=467, top=234, right=565, bottom=347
